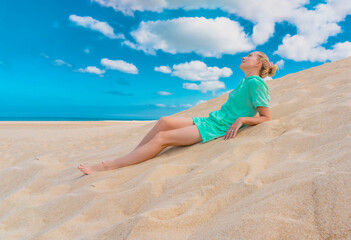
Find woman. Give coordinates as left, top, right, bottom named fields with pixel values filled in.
left=78, top=51, right=278, bottom=175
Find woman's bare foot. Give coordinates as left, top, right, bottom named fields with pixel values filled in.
left=78, top=161, right=112, bottom=175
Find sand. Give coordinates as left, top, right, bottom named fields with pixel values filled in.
left=1, top=56, right=351, bottom=239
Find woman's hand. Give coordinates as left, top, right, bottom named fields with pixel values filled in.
left=224, top=118, right=243, bottom=141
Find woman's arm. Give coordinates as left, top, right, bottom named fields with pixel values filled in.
left=224, top=107, right=272, bottom=140
left=239, top=106, right=272, bottom=126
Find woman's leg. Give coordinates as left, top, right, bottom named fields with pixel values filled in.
left=78, top=125, right=202, bottom=174
left=133, top=116, right=194, bottom=150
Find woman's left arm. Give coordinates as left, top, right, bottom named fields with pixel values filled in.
left=240, top=106, right=272, bottom=125
left=223, top=107, right=271, bottom=140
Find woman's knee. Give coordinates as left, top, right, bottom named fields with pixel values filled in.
left=157, top=116, right=175, bottom=131
left=158, top=116, right=169, bottom=126
left=153, top=117, right=168, bottom=132
left=152, top=131, right=168, bottom=147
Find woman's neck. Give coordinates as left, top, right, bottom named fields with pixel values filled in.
left=244, top=70, right=260, bottom=78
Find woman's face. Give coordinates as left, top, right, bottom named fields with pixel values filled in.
left=240, top=52, right=261, bottom=71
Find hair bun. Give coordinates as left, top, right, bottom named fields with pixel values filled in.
left=256, top=51, right=277, bottom=78
left=268, top=62, right=278, bottom=77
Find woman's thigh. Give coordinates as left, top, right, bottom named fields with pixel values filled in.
left=160, top=116, right=195, bottom=130
left=158, top=125, right=202, bottom=146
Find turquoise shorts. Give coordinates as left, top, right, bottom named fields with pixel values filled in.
left=192, top=116, right=228, bottom=143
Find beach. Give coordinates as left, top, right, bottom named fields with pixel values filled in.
left=1, top=56, right=351, bottom=239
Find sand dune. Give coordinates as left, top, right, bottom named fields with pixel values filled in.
left=1, top=56, right=351, bottom=239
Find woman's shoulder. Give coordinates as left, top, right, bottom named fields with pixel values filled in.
left=246, top=77, right=269, bottom=92
left=246, top=76, right=267, bottom=85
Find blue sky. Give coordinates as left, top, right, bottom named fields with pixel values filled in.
left=1, top=0, right=351, bottom=120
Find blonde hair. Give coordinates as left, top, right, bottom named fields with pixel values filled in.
left=256, top=51, right=278, bottom=78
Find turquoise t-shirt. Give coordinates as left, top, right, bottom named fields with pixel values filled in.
left=208, top=75, right=270, bottom=128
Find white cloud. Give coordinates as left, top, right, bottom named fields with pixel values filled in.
left=94, top=0, right=307, bottom=45
left=328, top=41, right=351, bottom=61
left=121, top=17, right=254, bottom=58
left=101, top=58, right=138, bottom=74
left=275, top=35, right=351, bottom=62
left=156, top=60, right=232, bottom=81
left=154, top=102, right=207, bottom=108
left=84, top=48, right=90, bottom=54
left=195, top=100, right=206, bottom=105
left=91, top=0, right=304, bottom=21
left=180, top=103, right=194, bottom=108
left=154, top=66, right=172, bottom=74
left=95, top=0, right=351, bottom=62
left=171, top=60, right=232, bottom=81
left=157, top=91, right=173, bottom=96
left=40, top=53, right=50, bottom=59
left=218, top=1, right=308, bottom=45
left=77, top=66, right=105, bottom=76
left=154, top=100, right=207, bottom=109
left=155, top=60, right=231, bottom=93
left=69, top=14, right=124, bottom=39
left=183, top=80, right=225, bottom=94
left=53, top=59, right=72, bottom=67
left=276, top=59, right=285, bottom=70
left=274, top=0, right=351, bottom=62
left=262, top=76, right=273, bottom=81
left=155, top=103, right=167, bottom=108
left=92, top=0, right=166, bottom=17
left=179, top=100, right=207, bottom=108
